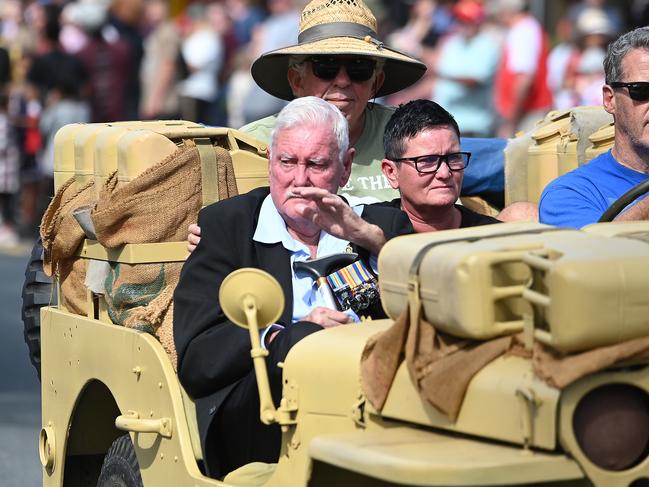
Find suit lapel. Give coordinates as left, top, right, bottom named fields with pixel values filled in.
left=255, top=241, right=293, bottom=325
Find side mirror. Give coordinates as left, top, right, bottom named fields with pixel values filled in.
left=219, top=268, right=284, bottom=425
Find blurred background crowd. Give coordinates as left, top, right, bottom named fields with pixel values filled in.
left=0, top=0, right=646, bottom=247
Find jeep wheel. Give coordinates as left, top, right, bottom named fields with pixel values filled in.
left=21, top=238, right=54, bottom=380
left=97, top=434, right=143, bottom=487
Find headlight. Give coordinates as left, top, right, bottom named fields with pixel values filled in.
left=573, top=383, right=649, bottom=471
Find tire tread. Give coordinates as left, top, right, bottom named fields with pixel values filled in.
left=97, top=435, right=143, bottom=487
left=20, top=239, right=55, bottom=380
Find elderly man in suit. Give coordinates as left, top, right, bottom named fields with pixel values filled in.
left=173, top=96, right=410, bottom=478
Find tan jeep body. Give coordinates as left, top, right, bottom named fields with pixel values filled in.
left=37, top=116, right=649, bottom=487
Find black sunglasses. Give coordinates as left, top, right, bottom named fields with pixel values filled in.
left=309, top=56, right=376, bottom=83
left=390, top=152, right=471, bottom=174
left=610, top=81, right=649, bottom=101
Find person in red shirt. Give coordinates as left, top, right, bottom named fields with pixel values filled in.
left=492, top=0, right=552, bottom=137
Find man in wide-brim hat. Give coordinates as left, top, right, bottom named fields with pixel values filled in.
left=241, top=0, right=427, bottom=203
left=187, top=0, right=426, bottom=251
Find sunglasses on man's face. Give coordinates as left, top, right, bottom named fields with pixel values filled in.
left=309, top=56, right=376, bottom=83
left=610, top=81, right=649, bottom=102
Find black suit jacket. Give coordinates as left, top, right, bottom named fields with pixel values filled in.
left=172, top=187, right=412, bottom=454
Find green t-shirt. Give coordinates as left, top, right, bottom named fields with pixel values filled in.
left=239, top=103, right=399, bottom=203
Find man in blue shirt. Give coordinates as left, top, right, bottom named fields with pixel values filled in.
left=540, top=26, right=649, bottom=228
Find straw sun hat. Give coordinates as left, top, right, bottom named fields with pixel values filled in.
left=251, top=0, right=427, bottom=101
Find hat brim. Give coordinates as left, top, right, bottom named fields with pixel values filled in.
left=251, top=36, right=427, bottom=101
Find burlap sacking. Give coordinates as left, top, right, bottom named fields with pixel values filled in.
left=92, top=144, right=238, bottom=369
left=362, top=308, right=649, bottom=420
left=92, top=145, right=237, bottom=246
left=104, top=261, right=181, bottom=366
left=59, top=259, right=89, bottom=316
left=530, top=335, right=649, bottom=389
left=40, top=177, right=96, bottom=315
left=40, top=177, right=95, bottom=276
left=361, top=308, right=512, bottom=421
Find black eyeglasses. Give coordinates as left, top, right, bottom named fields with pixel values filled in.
left=390, top=152, right=471, bottom=174
left=610, top=81, right=649, bottom=101
left=309, top=56, right=376, bottom=83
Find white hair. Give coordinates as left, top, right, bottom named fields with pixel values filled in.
left=270, top=96, right=349, bottom=163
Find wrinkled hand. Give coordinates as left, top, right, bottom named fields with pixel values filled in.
left=290, top=187, right=386, bottom=254
left=291, top=187, right=360, bottom=237
left=302, top=306, right=352, bottom=328
left=187, top=223, right=201, bottom=253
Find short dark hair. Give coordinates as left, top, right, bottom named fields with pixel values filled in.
left=383, top=99, right=460, bottom=160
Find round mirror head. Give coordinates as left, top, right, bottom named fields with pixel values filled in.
left=219, top=268, right=285, bottom=330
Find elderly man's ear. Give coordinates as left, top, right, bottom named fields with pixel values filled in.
left=339, top=147, right=355, bottom=186
left=381, top=159, right=400, bottom=190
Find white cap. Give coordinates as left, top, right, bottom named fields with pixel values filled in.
left=63, top=0, right=111, bottom=32
left=576, top=8, right=613, bottom=37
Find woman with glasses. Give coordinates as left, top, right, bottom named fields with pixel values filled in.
left=379, top=99, right=500, bottom=232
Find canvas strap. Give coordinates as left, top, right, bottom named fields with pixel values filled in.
left=195, top=138, right=219, bottom=207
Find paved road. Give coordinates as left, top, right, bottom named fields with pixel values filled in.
left=0, top=245, right=42, bottom=487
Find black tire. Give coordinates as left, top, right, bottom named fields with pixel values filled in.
left=97, top=434, right=143, bottom=487
left=21, top=238, right=54, bottom=380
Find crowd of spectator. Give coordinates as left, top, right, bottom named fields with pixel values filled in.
left=0, top=0, right=642, bottom=247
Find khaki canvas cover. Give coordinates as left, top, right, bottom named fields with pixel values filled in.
left=91, top=144, right=238, bottom=366
left=379, top=224, right=649, bottom=352
left=370, top=224, right=649, bottom=420
left=504, top=106, right=613, bottom=205
left=584, top=121, right=615, bottom=163
left=378, top=223, right=558, bottom=340
left=47, top=122, right=268, bottom=370
left=40, top=177, right=96, bottom=315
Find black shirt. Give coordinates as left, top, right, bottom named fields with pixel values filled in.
left=374, top=198, right=501, bottom=228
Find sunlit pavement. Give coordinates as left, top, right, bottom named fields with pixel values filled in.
left=0, top=244, right=42, bottom=486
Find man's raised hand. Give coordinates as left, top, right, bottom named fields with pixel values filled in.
left=291, top=187, right=386, bottom=255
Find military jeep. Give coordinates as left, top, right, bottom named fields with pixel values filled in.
left=24, top=115, right=649, bottom=487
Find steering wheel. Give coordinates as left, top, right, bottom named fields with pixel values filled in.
left=598, top=179, right=649, bottom=222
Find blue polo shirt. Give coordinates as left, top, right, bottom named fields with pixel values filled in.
left=539, top=150, right=649, bottom=228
